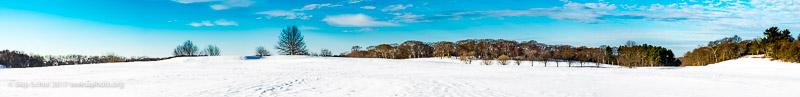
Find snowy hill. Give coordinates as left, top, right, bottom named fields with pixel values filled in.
left=1, top=56, right=799, bottom=97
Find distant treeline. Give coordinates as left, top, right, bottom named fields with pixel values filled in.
left=0, top=40, right=221, bottom=68
left=682, top=27, right=800, bottom=66
left=345, top=39, right=680, bottom=67
left=0, top=50, right=171, bottom=68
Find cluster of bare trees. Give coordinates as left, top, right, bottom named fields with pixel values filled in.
left=314, top=49, right=333, bottom=57
left=0, top=50, right=169, bottom=68
left=347, top=40, right=434, bottom=59
left=682, top=27, right=800, bottom=66
left=173, top=40, right=221, bottom=57
left=682, top=35, right=748, bottom=66
left=346, top=39, right=679, bottom=67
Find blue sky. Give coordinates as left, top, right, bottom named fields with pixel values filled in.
left=1, top=0, right=798, bottom=57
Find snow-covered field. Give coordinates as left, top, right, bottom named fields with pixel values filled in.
left=1, top=55, right=798, bottom=97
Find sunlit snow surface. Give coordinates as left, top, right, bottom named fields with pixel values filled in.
left=1, top=55, right=798, bottom=97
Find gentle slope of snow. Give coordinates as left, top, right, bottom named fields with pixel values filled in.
left=1, top=55, right=798, bottom=97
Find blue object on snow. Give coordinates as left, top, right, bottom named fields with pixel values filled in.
left=245, top=56, right=263, bottom=60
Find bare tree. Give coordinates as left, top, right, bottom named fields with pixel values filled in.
left=459, top=51, right=476, bottom=64
left=256, top=46, right=271, bottom=56
left=498, top=55, right=510, bottom=65
left=433, top=41, right=456, bottom=58
left=276, top=26, right=308, bottom=55
left=514, top=56, right=523, bottom=65
left=205, top=45, right=221, bottom=56
left=174, top=40, right=199, bottom=57
left=481, top=58, right=493, bottom=65
left=320, top=49, right=332, bottom=57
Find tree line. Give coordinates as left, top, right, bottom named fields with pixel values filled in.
left=682, top=27, right=800, bottom=66
left=0, top=50, right=170, bottom=68
left=345, top=39, right=680, bottom=67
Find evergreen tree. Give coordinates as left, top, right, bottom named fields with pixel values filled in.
left=276, top=26, right=308, bottom=55
left=763, top=27, right=793, bottom=43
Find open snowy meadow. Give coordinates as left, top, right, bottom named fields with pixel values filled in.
left=1, top=55, right=798, bottom=97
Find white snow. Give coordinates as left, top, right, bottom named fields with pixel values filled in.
left=1, top=55, right=799, bottom=97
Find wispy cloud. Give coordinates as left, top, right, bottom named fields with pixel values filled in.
left=437, top=1, right=616, bottom=23
left=255, top=10, right=311, bottom=20
left=213, top=19, right=238, bottom=26
left=348, top=0, right=369, bottom=4
left=343, top=28, right=376, bottom=32
left=187, top=19, right=238, bottom=27
left=381, top=4, right=413, bottom=12
left=172, top=0, right=254, bottom=10
left=360, top=6, right=376, bottom=9
left=293, top=3, right=343, bottom=11
left=321, top=14, right=401, bottom=27
left=390, top=13, right=431, bottom=23
left=431, top=0, right=800, bottom=33
left=188, top=21, right=214, bottom=27
left=299, top=26, right=321, bottom=30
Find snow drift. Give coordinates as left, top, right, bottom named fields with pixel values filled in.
left=0, top=55, right=798, bottom=97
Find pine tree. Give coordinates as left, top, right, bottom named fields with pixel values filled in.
left=276, top=26, right=308, bottom=55
left=763, top=27, right=793, bottom=43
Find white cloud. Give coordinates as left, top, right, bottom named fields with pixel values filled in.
left=602, top=0, right=800, bottom=33
left=187, top=19, right=238, bottom=27
left=440, top=1, right=617, bottom=23
left=432, top=0, right=800, bottom=36
left=299, top=26, right=321, bottom=30
left=343, top=28, right=376, bottom=32
left=214, top=19, right=238, bottom=26
left=188, top=22, right=204, bottom=27
left=439, top=0, right=799, bottom=30
left=255, top=10, right=312, bottom=20
left=293, top=3, right=343, bottom=11
left=360, top=6, right=376, bottom=9
left=348, top=0, right=368, bottom=4
left=172, top=0, right=254, bottom=10
left=321, top=14, right=401, bottom=27
left=390, top=13, right=431, bottom=23
left=382, top=4, right=413, bottom=12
